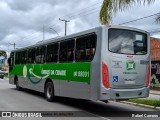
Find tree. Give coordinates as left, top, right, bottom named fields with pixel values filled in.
left=0, top=51, right=7, bottom=59
left=100, top=0, right=156, bottom=25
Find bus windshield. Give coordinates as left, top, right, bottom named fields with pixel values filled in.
left=108, top=29, right=147, bottom=55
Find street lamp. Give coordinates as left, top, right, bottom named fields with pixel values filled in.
left=49, top=27, right=59, bottom=36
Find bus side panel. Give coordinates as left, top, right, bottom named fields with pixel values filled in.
left=99, top=27, right=112, bottom=100
left=26, top=76, right=44, bottom=93
left=9, top=75, right=14, bottom=85
left=59, top=81, right=90, bottom=99
left=16, top=74, right=60, bottom=95
left=90, top=27, right=103, bottom=101
left=25, top=78, right=60, bottom=94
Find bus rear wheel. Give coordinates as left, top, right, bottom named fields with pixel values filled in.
left=45, top=82, right=55, bottom=102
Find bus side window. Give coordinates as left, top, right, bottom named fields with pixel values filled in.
left=36, top=46, right=46, bottom=64
left=46, top=43, right=58, bottom=63
left=28, top=48, right=36, bottom=64
left=15, top=52, right=20, bottom=64
left=40, top=46, right=46, bottom=64
left=76, top=34, right=97, bottom=62
left=28, top=49, right=32, bottom=63
left=59, top=40, right=74, bottom=63
left=21, top=50, right=28, bottom=64
left=31, top=48, right=36, bottom=63
left=36, top=47, right=40, bottom=64
left=9, top=52, right=14, bottom=66
left=25, top=50, right=28, bottom=64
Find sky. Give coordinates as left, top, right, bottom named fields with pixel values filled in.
left=0, top=0, right=160, bottom=57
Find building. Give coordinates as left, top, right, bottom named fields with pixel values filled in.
left=150, top=37, right=160, bottom=89
left=0, top=56, right=8, bottom=71
left=151, top=37, right=160, bottom=61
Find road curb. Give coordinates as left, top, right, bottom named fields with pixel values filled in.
left=120, top=101, right=160, bottom=110
left=150, top=93, right=160, bottom=96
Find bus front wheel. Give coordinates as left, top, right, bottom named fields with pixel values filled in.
left=45, top=82, right=55, bottom=102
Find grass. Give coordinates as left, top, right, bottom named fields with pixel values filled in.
left=4, top=74, right=8, bottom=78
left=129, top=98, right=160, bottom=107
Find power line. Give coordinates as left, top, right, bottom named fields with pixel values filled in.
left=15, top=5, right=102, bottom=45
left=18, top=9, right=100, bottom=47
left=13, top=3, right=160, bottom=47
left=119, top=12, right=160, bottom=25
left=49, top=7, right=100, bottom=29
left=48, top=5, right=101, bottom=29
left=65, top=6, right=101, bottom=19
left=150, top=29, right=160, bottom=33
left=43, top=1, right=102, bottom=28
left=150, top=30, right=160, bottom=33
left=13, top=1, right=103, bottom=43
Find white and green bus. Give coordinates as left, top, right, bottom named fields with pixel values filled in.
left=8, top=25, right=150, bottom=102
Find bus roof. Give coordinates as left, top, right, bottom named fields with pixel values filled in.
left=11, top=25, right=149, bottom=52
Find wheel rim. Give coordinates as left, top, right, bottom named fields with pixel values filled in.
left=47, top=86, right=52, bottom=98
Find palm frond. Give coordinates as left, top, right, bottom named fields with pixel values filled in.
left=99, top=0, right=156, bottom=25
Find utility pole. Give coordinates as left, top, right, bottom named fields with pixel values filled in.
left=59, top=18, right=70, bottom=36
left=43, top=24, right=45, bottom=41
left=9, top=42, right=16, bottom=50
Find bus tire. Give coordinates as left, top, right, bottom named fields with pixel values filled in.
left=15, top=77, right=22, bottom=91
left=103, top=100, right=109, bottom=103
left=45, top=82, right=55, bottom=102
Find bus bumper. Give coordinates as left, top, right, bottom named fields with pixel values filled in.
left=100, top=87, right=150, bottom=100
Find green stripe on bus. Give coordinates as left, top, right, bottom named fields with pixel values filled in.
left=10, top=62, right=91, bottom=83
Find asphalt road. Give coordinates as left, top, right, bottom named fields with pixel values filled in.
left=0, top=78, right=159, bottom=120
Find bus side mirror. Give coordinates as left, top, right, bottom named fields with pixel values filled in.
left=8, top=58, right=11, bottom=66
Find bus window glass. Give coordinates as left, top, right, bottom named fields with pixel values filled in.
left=46, top=43, right=58, bottom=63
left=109, top=29, right=147, bottom=55
left=59, top=40, right=74, bottom=62
left=10, top=52, right=14, bottom=66
left=40, top=46, right=46, bottom=63
left=28, top=48, right=36, bottom=63
left=76, top=34, right=97, bottom=62
left=36, top=46, right=46, bottom=64
left=21, top=50, right=27, bottom=64
left=15, top=52, right=21, bottom=64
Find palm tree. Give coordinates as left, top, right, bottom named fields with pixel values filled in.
left=99, top=0, right=156, bottom=25
left=0, top=51, right=7, bottom=59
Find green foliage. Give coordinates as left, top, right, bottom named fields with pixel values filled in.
left=129, top=98, right=160, bottom=107
left=0, top=50, right=7, bottom=58
left=4, top=74, right=9, bottom=78
left=100, top=0, right=156, bottom=25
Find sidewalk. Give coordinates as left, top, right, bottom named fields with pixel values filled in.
left=120, top=90, right=160, bottom=110
left=141, top=90, right=160, bottom=100
left=150, top=90, right=160, bottom=95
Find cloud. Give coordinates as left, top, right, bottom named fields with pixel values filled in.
left=0, top=0, right=160, bottom=57
left=113, top=1, right=160, bottom=31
